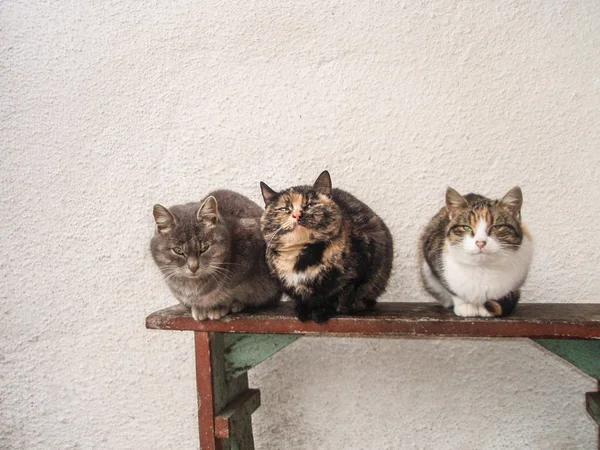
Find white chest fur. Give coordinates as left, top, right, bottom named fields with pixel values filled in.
left=281, top=270, right=320, bottom=286
left=442, top=236, right=533, bottom=303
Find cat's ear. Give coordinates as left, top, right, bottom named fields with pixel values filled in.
left=313, top=170, right=332, bottom=196
left=260, top=182, right=277, bottom=207
left=197, top=196, right=219, bottom=224
left=153, top=204, right=176, bottom=234
left=445, top=187, right=469, bottom=219
left=500, top=186, right=523, bottom=218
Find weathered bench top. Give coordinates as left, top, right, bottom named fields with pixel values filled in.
left=146, top=302, right=600, bottom=339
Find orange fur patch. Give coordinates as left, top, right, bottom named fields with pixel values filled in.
left=470, top=207, right=492, bottom=228
left=485, top=300, right=503, bottom=316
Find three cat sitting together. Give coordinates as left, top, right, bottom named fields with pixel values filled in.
left=151, top=171, right=533, bottom=323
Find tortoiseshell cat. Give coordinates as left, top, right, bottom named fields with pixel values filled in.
left=260, top=171, right=393, bottom=323
left=151, top=190, right=281, bottom=320
left=419, top=187, right=533, bottom=317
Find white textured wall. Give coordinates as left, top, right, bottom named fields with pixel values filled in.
left=1, top=1, right=599, bottom=448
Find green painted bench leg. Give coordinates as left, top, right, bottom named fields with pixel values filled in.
left=194, top=332, right=301, bottom=450
left=587, top=386, right=600, bottom=447
left=533, top=339, right=600, bottom=449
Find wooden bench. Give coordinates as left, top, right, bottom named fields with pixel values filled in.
left=146, top=303, right=600, bottom=449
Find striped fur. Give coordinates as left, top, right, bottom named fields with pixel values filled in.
left=151, top=190, right=282, bottom=321
left=418, top=187, right=533, bottom=317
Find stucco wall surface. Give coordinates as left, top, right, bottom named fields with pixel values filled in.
left=1, top=1, right=599, bottom=449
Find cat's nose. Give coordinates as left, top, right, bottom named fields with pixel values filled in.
left=292, top=210, right=302, bottom=220
left=476, top=240, right=487, bottom=249
left=189, top=266, right=198, bottom=273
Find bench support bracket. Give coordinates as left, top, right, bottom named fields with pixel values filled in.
left=194, top=332, right=300, bottom=449
left=533, top=338, right=600, bottom=445
left=533, top=339, right=600, bottom=380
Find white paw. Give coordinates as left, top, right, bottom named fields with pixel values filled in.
left=231, top=302, right=244, bottom=313
left=191, top=306, right=208, bottom=321
left=207, top=306, right=230, bottom=320
left=478, top=304, right=494, bottom=317
left=454, top=303, right=480, bottom=317
left=191, top=305, right=231, bottom=321
left=453, top=302, right=494, bottom=318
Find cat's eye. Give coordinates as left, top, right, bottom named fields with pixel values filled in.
left=172, top=247, right=184, bottom=256
left=276, top=207, right=290, bottom=212
left=200, top=243, right=210, bottom=253
left=306, top=203, right=318, bottom=209
left=490, top=224, right=513, bottom=233
left=462, top=225, right=472, bottom=232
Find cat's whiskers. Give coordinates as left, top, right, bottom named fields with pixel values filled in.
left=207, top=265, right=235, bottom=282
left=160, top=267, right=180, bottom=281
left=498, top=243, right=523, bottom=256
left=497, top=249, right=523, bottom=270
left=203, top=268, right=222, bottom=286
left=265, top=220, right=294, bottom=252
left=163, top=272, right=180, bottom=283
left=208, top=262, right=234, bottom=272
left=209, top=267, right=232, bottom=278
left=162, top=272, right=175, bottom=280
left=210, top=262, right=245, bottom=276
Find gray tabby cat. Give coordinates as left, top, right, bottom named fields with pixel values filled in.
left=151, top=190, right=282, bottom=320
left=419, top=187, right=533, bottom=317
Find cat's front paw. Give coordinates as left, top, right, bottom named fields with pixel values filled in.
left=208, top=306, right=230, bottom=320
left=477, top=304, right=494, bottom=317
left=231, top=301, right=244, bottom=314
left=191, top=305, right=230, bottom=321
left=295, top=302, right=312, bottom=322
left=453, top=303, right=494, bottom=318
left=312, top=306, right=336, bottom=323
left=191, top=306, right=208, bottom=321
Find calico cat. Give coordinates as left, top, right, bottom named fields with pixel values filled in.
left=151, top=190, right=281, bottom=320
left=260, top=171, right=393, bottom=323
left=419, top=187, right=533, bottom=317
